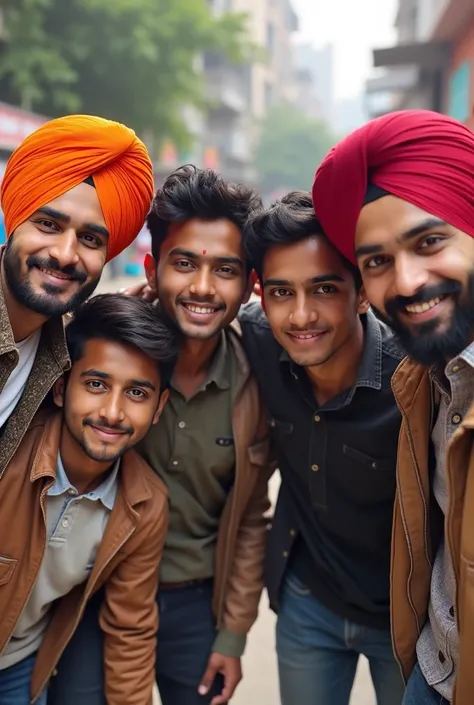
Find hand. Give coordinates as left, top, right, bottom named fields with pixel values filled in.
left=118, top=279, right=157, bottom=302
left=198, top=653, right=242, bottom=704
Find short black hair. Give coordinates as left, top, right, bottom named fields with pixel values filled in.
left=147, top=164, right=263, bottom=261
left=244, top=190, right=362, bottom=290
left=66, top=294, right=178, bottom=392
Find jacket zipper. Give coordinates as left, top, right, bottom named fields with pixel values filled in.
left=33, top=524, right=136, bottom=701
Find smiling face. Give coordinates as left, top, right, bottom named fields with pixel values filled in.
left=146, top=218, right=251, bottom=341
left=262, top=235, right=368, bottom=368
left=55, top=338, right=167, bottom=464
left=355, top=195, right=474, bottom=365
left=3, top=182, right=109, bottom=317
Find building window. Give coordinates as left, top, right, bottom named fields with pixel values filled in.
left=448, top=61, right=471, bottom=123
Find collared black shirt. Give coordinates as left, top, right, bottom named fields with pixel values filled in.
left=239, top=303, right=404, bottom=629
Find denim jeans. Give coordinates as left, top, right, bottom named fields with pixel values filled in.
left=0, top=653, right=47, bottom=705
left=276, top=572, right=405, bottom=705
left=402, top=663, right=449, bottom=705
left=156, top=580, right=225, bottom=705
left=48, top=582, right=224, bottom=705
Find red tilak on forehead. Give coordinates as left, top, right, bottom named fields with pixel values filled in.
left=202, top=249, right=207, bottom=255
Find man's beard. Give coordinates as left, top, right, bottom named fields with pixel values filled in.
left=3, top=238, right=100, bottom=317
left=372, top=275, right=474, bottom=366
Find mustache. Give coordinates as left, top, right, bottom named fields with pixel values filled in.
left=83, top=418, right=134, bottom=435
left=385, top=280, right=461, bottom=316
left=27, top=256, right=87, bottom=284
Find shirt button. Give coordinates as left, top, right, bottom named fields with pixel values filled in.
left=172, top=460, right=179, bottom=466
left=314, top=415, right=321, bottom=423
left=289, top=529, right=296, bottom=537
left=61, top=519, right=68, bottom=528
left=438, top=651, right=445, bottom=664
left=452, top=414, right=462, bottom=425
left=451, top=364, right=461, bottom=373
left=311, top=464, right=319, bottom=472
left=282, top=551, right=289, bottom=558
left=67, top=488, right=76, bottom=496
left=270, top=419, right=275, bottom=427
left=178, top=421, right=186, bottom=429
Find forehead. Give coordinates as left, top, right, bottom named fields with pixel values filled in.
left=355, top=195, right=437, bottom=250
left=162, top=218, right=243, bottom=257
left=72, top=339, right=160, bottom=383
left=263, top=236, right=349, bottom=281
left=40, top=182, right=106, bottom=227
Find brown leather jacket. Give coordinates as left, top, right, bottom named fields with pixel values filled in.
left=209, top=323, right=273, bottom=657
left=391, top=357, right=474, bottom=705
left=0, top=412, right=169, bottom=705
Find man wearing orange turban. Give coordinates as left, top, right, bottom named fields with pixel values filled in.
left=0, top=113, right=154, bottom=482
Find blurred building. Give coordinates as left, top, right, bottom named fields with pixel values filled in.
left=156, top=0, right=299, bottom=184
left=293, top=43, right=335, bottom=124
left=366, top=0, right=474, bottom=129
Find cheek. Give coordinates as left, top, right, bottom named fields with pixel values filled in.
left=81, top=249, right=107, bottom=278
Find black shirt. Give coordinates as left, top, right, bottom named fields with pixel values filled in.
left=239, top=303, right=404, bottom=629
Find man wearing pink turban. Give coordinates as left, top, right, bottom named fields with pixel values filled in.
left=312, top=110, right=474, bottom=705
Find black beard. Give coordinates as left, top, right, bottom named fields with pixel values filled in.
left=372, top=275, right=474, bottom=366
left=3, top=238, right=100, bottom=317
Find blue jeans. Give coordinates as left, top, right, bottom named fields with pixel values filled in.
left=0, top=653, right=47, bottom=705
left=402, top=663, right=449, bottom=705
left=277, top=572, right=405, bottom=705
left=156, top=580, right=225, bottom=705
left=48, top=582, right=224, bottom=705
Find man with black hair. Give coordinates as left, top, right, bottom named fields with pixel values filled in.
left=239, top=191, right=405, bottom=705
left=0, top=294, right=175, bottom=705
left=53, top=166, right=272, bottom=705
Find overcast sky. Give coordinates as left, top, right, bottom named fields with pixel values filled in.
left=292, top=0, right=398, bottom=99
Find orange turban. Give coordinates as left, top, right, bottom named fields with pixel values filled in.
left=0, top=114, right=154, bottom=261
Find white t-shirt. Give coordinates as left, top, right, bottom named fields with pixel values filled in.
left=0, top=329, right=41, bottom=429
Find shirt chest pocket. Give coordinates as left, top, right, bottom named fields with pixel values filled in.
left=0, top=554, right=18, bottom=586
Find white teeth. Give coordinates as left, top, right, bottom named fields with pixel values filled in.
left=406, top=296, right=442, bottom=314
left=185, top=304, right=217, bottom=314
left=293, top=333, right=319, bottom=339
left=39, top=268, right=71, bottom=280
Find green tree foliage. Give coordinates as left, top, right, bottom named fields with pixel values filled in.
left=254, top=102, right=337, bottom=195
left=0, top=0, right=252, bottom=148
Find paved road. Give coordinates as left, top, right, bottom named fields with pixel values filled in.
left=99, top=272, right=377, bottom=705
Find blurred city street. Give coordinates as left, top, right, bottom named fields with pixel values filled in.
left=98, top=270, right=377, bottom=705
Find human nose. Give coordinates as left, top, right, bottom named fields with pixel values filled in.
left=288, top=294, right=318, bottom=329
left=189, top=267, right=216, bottom=298
left=392, top=253, right=430, bottom=298
left=99, top=391, right=125, bottom=426
left=47, top=229, right=80, bottom=269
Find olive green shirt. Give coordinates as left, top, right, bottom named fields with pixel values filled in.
left=138, top=332, right=238, bottom=584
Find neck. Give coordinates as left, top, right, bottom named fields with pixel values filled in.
left=1, top=261, right=47, bottom=342
left=173, top=333, right=221, bottom=397
left=305, top=319, right=365, bottom=407
left=59, top=423, right=114, bottom=495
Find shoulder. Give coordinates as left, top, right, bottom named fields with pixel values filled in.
left=237, top=302, right=281, bottom=364
left=371, top=312, right=405, bottom=363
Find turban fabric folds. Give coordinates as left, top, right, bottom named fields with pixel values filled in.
left=0, top=115, right=154, bottom=261
left=312, top=110, right=474, bottom=264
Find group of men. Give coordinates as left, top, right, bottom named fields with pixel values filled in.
left=0, top=106, right=472, bottom=705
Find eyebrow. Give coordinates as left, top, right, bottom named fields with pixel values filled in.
left=355, top=218, right=448, bottom=258
left=168, top=247, right=243, bottom=267
left=34, top=207, right=109, bottom=240
left=263, top=274, right=345, bottom=288
left=80, top=369, right=156, bottom=391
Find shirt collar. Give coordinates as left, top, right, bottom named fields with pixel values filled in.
left=279, top=310, right=384, bottom=392
left=48, top=453, right=119, bottom=511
